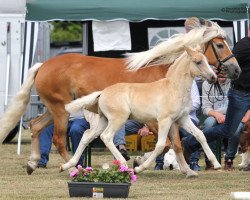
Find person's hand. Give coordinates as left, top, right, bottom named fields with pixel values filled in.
left=138, top=126, right=152, bottom=137
left=242, top=110, right=250, bottom=123
left=213, top=112, right=225, bottom=124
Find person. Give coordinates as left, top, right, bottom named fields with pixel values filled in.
left=154, top=80, right=201, bottom=171
left=183, top=25, right=250, bottom=170
left=201, top=77, right=244, bottom=170
left=113, top=120, right=146, bottom=161
left=39, top=109, right=140, bottom=167
left=38, top=111, right=90, bottom=168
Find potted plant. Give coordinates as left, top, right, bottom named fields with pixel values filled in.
left=68, top=160, right=137, bottom=198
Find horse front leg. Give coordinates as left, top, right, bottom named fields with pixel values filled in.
left=169, top=123, right=198, bottom=178
left=27, top=111, right=53, bottom=175
left=179, top=116, right=221, bottom=169
left=60, top=116, right=107, bottom=171
left=135, top=118, right=172, bottom=173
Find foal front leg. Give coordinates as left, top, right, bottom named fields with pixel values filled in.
left=179, top=116, right=221, bottom=169
left=135, top=118, right=172, bottom=173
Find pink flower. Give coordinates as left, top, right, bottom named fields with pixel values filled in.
left=119, top=165, right=129, bottom=172
left=113, top=160, right=121, bottom=166
left=69, top=168, right=79, bottom=177
left=130, top=174, right=137, bottom=183
left=77, top=165, right=83, bottom=170
left=85, top=166, right=93, bottom=171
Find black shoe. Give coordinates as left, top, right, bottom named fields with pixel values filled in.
left=37, top=163, right=47, bottom=168
left=154, top=163, right=163, bottom=170
left=120, top=149, right=130, bottom=161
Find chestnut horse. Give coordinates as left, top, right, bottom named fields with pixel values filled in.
left=63, top=46, right=219, bottom=173
left=0, top=22, right=240, bottom=175
left=239, top=121, right=250, bottom=170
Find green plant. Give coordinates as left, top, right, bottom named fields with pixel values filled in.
left=70, top=160, right=137, bottom=184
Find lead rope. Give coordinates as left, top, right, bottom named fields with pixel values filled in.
left=208, top=80, right=225, bottom=103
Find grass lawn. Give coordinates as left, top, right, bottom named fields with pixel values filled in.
left=0, top=129, right=249, bottom=200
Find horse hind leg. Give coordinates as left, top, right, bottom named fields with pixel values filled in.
left=169, top=123, right=198, bottom=178
left=60, top=115, right=107, bottom=171
left=27, top=110, right=53, bottom=175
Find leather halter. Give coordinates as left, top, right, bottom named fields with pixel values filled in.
left=204, top=38, right=235, bottom=103
left=205, top=39, right=235, bottom=74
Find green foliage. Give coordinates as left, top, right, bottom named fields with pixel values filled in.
left=50, top=21, right=82, bottom=42
left=70, top=161, right=136, bottom=184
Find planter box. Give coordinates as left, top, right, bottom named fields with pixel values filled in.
left=68, top=182, right=131, bottom=198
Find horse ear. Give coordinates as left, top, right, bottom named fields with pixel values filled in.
left=184, top=46, right=195, bottom=57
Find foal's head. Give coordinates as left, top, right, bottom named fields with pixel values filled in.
left=185, top=46, right=217, bottom=84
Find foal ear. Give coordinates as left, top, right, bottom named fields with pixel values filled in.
left=184, top=46, right=196, bottom=57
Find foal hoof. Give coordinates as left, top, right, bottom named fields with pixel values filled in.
left=214, top=163, right=222, bottom=170
left=186, top=170, right=198, bottom=178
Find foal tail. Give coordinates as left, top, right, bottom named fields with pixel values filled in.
left=65, top=91, right=102, bottom=114
left=0, top=62, right=43, bottom=144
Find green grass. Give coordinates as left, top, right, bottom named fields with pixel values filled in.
left=0, top=130, right=249, bottom=200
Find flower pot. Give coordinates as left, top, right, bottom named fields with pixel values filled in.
left=68, top=182, right=131, bottom=198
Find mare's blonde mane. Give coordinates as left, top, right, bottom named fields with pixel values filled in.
left=126, top=22, right=225, bottom=71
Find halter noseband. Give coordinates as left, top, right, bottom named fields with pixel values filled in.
left=207, top=40, right=235, bottom=74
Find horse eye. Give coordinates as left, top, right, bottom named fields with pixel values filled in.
left=195, top=61, right=202, bottom=65
left=216, top=44, right=224, bottom=49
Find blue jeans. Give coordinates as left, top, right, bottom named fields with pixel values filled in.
left=156, top=119, right=200, bottom=166
left=39, top=118, right=90, bottom=166
left=184, top=88, right=250, bottom=160
left=113, top=120, right=144, bottom=146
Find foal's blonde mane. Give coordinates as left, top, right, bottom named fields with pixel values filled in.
left=126, top=22, right=225, bottom=71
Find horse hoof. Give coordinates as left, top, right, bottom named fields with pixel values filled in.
left=26, top=165, right=34, bottom=175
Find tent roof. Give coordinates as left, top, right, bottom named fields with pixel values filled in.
left=26, top=0, right=250, bottom=22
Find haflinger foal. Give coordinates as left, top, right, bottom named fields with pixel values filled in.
left=62, top=46, right=221, bottom=174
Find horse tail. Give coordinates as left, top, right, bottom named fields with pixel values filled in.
left=0, top=62, right=43, bottom=144
left=65, top=91, right=102, bottom=114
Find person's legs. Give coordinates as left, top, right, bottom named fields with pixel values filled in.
left=179, top=126, right=201, bottom=171
left=39, top=124, right=54, bottom=167
left=203, top=117, right=218, bottom=169
left=68, top=118, right=90, bottom=166
left=184, top=89, right=250, bottom=154
left=224, top=122, right=245, bottom=170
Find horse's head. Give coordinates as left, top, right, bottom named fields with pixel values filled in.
left=185, top=46, right=217, bottom=84
left=204, top=37, right=241, bottom=80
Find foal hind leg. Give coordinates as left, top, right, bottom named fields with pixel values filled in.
left=169, top=123, right=198, bottom=178
left=179, top=116, right=221, bottom=169
left=27, top=111, right=53, bottom=174
left=135, top=118, right=172, bottom=173
left=60, top=116, right=107, bottom=171
left=100, top=118, right=129, bottom=166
